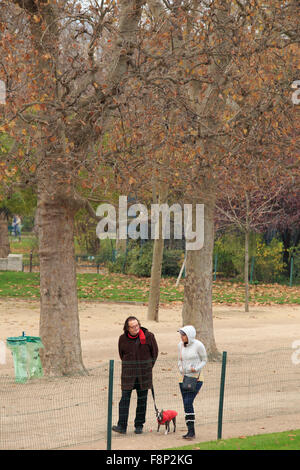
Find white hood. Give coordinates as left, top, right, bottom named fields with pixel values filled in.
left=179, top=325, right=196, bottom=345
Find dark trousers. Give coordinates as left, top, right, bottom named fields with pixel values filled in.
left=179, top=381, right=203, bottom=423
left=118, top=379, right=148, bottom=430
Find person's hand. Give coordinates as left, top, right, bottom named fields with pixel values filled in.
left=190, top=367, right=196, bottom=373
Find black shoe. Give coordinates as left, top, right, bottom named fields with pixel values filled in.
left=182, top=430, right=195, bottom=440
left=134, top=426, right=143, bottom=434
left=182, top=423, right=195, bottom=440
left=112, top=425, right=126, bottom=434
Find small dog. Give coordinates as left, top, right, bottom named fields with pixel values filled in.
left=156, top=409, right=178, bottom=435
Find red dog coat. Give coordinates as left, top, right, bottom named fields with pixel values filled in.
left=158, top=410, right=178, bottom=424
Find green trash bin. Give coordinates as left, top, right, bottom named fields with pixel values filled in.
left=6, top=335, right=44, bottom=383
left=25, top=336, right=44, bottom=379
left=6, top=336, right=28, bottom=383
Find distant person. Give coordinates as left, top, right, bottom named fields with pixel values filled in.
left=14, top=215, right=22, bottom=241
left=178, top=325, right=207, bottom=440
left=112, top=316, right=159, bottom=435
left=12, top=215, right=17, bottom=236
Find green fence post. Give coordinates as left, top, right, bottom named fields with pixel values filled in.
left=217, top=351, right=227, bottom=440
left=107, top=359, right=114, bottom=450
left=29, top=250, right=33, bottom=273
left=250, top=256, right=255, bottom=284
left=214, top=253, right=218, bottom=281
left=290, top=257, right=294, bottom=287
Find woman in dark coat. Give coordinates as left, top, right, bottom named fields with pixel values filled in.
left=112, top=316, right=159, bottom=434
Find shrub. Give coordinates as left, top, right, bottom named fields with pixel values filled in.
left=162, top=249, right=182, bottom=276
left=214, top=233, right=252, bottom=278
left=107, top=252, right=128, bottom=274
left=95, top=240, right=116, bottom=264
left=254, top=237, right=284, bottom=282
left=120, top=242, right=150, bottom=276
left=214, top=232, right=285, bottom=283
left=107, top=241, right=183, bottom=277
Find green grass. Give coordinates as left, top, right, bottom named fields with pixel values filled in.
left=4, top=234, right=299, bottom=304
left=0, top=272, right=40, bottom=298
left=0, top=271, right=299, bottom=304
left=9, top=234, right=37, bottom=255
left=168, top=429, right=300, bottom=450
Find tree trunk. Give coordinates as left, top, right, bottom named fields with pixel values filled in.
left=182, top=190, right=221, bottom=361
left=38, top=193, right=86, bottom=376
left=10, top=0, right=86, bottom=377
left=146, top=1, right=231, bottom=359
left=147, top=184, right=168, bottom=322
left=244, top=230, right=250, bottom=313
left=244, top=193, right=250, bottom=312
left=147, top=236, right=164, bottom=322
left=0, top=212, right=10, bottom=258
left=10, top=0, right=145, bottom=376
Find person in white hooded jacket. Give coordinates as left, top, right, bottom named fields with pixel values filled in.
left=177, top=325, right=207, bottom=439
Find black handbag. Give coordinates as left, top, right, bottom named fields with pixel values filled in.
left=182, top=375, right=198, bottom=392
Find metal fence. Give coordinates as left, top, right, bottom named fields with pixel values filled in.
left=1, top=348, right=300, bottom=450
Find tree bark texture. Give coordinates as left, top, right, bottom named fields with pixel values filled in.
left=38, top=195, right=86, bottom=375
left=0, top=212, right=10, bottom=258
left=244, top=193, right=250, bottom=313
left=244, top=229, right=250, bottom=313
left=182, top=189, right=221, bottom=361
left=147, top=183, right=168, bottom=322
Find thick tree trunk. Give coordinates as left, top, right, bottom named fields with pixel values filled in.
left=10, top=0, right=145, bottom=376
left=0, top=212, right=10, bottom=258
left=10, top=0, right=86, bottom=377
left=38, top=193, right=86, bottom=376
left=182, top=190, right=221, bottom=361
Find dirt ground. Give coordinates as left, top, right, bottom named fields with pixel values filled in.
left=1, top=298, right=300, bottom=450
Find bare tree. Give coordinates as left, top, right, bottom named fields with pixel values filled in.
left=1, top=0, right=145, bottom=375
left=133, top=0, right=299, bottom=358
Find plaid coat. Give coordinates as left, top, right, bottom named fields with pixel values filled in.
left=118, top=327, right=158, bottom=390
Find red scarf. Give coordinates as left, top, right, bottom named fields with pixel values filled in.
left=128, top=329, right=146, bottom=344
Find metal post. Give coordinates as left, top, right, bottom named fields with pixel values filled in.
left=290, top=257, right=294, bottom=287
left=107, top=359, right=114, bottom=450
left=176, top=255, right=186, bottom=287
left=217, top=351, right=227, bottom=440
left=29, top=250, right=33, bottom=273
left=250, top=256, right=255, bottom=284
left=214, top=254, right=218, bottom=281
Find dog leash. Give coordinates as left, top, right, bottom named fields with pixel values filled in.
left=151, top=386, right=159, bottom=415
